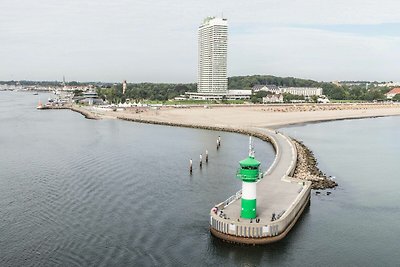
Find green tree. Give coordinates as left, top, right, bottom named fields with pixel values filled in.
left=73, top=89, right=83, bottom=96
left=283, top=93, right=305, bottom=103
left=392, top=94, right=400, bottom=101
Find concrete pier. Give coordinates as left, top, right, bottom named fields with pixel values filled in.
left=209, top=128, right=311, bottom=245
left=39, top=104, right=99, bottom=120
left=114, top=115, right=311, bottom=244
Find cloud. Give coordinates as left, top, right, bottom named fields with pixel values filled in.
left=0, top=0, right=400, bottom=82
left=230, top=27, right=400, bottom=81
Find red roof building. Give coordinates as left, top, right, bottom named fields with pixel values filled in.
left=386, top=88, right=400, bottom=99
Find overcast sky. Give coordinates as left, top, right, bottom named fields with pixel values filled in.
left=1, top=0, right=400, bottom=83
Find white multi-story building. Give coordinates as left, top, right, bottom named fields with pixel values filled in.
left=252, top=85, right=323, bottom=97
left=263, top=94, right=284, bottom=103
left=197, top=17, right=228, bottom=94
left=282, top=87, right=323, bottom=96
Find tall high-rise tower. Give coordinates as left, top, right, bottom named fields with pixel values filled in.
left=197, top=17, right=228, bottom=94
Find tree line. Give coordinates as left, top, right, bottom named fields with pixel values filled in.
left=97, top=83, right=196, bottom=103
left=230, top=75, right=392, bottom=102
left=95, top=76, right=393, bottom=103
left=1, top=75, right=395, bottom=103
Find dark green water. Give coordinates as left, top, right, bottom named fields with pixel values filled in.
left=1, top=91, right=399, bottom=266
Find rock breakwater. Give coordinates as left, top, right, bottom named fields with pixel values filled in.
left=292, top=139, right=337, bottom=189
left=70, top=106, right=99, bottom=120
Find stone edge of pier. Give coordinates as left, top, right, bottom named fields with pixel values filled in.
left=40, top=105, right=99, bottom=120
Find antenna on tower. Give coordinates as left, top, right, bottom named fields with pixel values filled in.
left=248, top=136, right=254, bottom=157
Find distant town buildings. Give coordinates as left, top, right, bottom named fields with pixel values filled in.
left=197, top=17, right=228, bottom=94
left=0, top=84, right=23, bottom=91
left=334, top=81, right=400, bottom=88
left=377, top=82, right=400, bottom=87
left=62, top=85, right=95, bottom=92
left=252, top=85, right=323, bottom=97
left=0, top=83, right=93, bottom=92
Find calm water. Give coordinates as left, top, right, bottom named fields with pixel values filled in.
left=1, top=91, right=399, bottom=266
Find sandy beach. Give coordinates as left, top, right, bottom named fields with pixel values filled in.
left=92, top=103, right=400, bottom=128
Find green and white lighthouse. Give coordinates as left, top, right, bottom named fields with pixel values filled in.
left=237, top=137, right=261, bottom=219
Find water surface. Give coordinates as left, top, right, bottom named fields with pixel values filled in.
left=1, top=91, right=399, bottom=266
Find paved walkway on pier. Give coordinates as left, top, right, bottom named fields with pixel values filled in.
left=221, top=128, right=302, bottom=224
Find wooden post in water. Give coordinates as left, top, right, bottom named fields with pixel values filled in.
left=217, top=137, right=221, bottom=150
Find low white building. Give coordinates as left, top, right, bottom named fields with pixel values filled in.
left=227, top=89, right=252, bottom=100
left=263, top=94, right=284, bottom=103
left=377, top=82, right=400, bottom=87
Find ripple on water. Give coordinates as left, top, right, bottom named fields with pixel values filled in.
left=0, top=92, right=279, bottom=266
